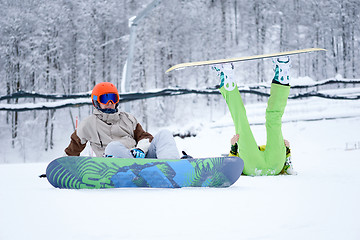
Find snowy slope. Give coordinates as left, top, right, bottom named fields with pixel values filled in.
left=1, top=95, right=360, bottom=240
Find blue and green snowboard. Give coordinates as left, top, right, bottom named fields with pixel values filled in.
left=46, top=156, right=244, bottom=189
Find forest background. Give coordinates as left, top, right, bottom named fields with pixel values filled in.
left=0, top=0, right=359, bottom=162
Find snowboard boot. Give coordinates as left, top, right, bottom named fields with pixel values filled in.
left=180, top=151, right=194, bottom=159
left=211, top=63, right=236, bottom=91
left=272, top=56, right=291, bottom=86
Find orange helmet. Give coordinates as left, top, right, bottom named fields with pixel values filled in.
left=91, top=82, right=120, bottom=112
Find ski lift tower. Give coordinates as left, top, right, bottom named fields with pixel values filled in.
left=122, top=0, right=162, bottom=112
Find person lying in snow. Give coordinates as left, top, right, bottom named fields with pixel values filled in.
left=212, top=57, right=296, bottom=176
left=229, top=134, right=295, bottom=175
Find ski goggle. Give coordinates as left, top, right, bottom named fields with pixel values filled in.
left=96, top=93, right=119, bottom=105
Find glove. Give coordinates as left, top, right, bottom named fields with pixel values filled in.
left=230, top=143, right=238, bottom=156
left=130, top=148, right=145, bottom=158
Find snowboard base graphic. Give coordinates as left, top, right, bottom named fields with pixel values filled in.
left=46, top=156, right=244, bottom=189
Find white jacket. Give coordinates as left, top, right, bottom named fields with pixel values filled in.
left=65, top=109, right=153, bottom=157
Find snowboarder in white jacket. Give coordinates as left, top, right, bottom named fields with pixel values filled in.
left=65, top=82, right=180, bottom=159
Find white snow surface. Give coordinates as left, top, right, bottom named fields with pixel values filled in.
left=1, top=96, right=360, bottom=240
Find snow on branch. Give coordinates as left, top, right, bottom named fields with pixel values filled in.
left=247, top=79, right=360, bottom=89
left=1, top=79, right=360, bottom=112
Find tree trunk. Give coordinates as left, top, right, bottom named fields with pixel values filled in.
left=11, top=39, right=21, bottom=148
left=341, top=2, right=348, bottom=78
left=331, top=30, right=338, bottom=74
left=234, top=0, right=239, bottom=46
left=45, top=110, right=49, bottom=151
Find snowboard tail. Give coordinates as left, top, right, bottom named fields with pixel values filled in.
left=165, top=48, right=326, bottom=73
left=46, top=156, right=244, bottom=189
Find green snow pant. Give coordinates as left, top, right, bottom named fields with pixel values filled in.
left=220, top=83, right=290, bottom=176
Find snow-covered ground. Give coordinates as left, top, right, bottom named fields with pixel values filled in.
left=1, top=95, right=360, bottom=240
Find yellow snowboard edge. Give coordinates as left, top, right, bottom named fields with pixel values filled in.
left=165, top=48, right=327, bottom=73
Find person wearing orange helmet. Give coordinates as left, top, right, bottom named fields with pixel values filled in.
left=64, top=82, right=181, bottom=159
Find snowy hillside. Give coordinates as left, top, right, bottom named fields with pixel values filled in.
left=1, top=0, right=359, bottom=238
left=1, top=94, right=359, bottom=240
